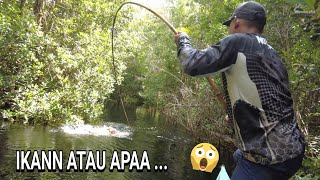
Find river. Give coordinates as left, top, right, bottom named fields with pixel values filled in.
left=0, top=106, right=235, bottom=179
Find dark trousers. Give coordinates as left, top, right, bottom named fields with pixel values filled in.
left=231, top=149, right=304, bottom=180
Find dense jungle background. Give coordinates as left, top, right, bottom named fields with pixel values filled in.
left=1, top=0, right=319, bottom=178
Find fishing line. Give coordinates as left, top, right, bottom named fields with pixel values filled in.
left=111, top=1, right=226, bottom=124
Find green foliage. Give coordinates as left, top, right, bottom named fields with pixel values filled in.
left=0, top=0, right=132, bottom=126
left=293, top=156, right=320, bottom=179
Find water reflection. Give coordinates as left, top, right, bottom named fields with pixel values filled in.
left=0, top=107, right=235, bottom=179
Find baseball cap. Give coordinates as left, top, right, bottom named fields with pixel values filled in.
left=223, top=1, right=266, bottom=27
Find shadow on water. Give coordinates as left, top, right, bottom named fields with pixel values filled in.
left=0, top=106, right=235, bottom=179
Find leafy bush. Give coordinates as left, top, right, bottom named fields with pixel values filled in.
left=0, top=0, right=132, bottom=126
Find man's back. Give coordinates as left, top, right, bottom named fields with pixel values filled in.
left=177, top=32, right=305, bottom=165
left=220, top=33, right=305, bottom=165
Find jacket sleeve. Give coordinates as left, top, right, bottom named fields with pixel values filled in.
left=177, top=33, right=239, bottom=77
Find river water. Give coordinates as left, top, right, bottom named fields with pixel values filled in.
left=0, top=107, right=235, bottom=179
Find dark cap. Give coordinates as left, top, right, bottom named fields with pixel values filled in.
left=223, top=1, right=266, bottom=27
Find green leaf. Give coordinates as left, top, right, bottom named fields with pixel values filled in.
left=288, top=0, right=308, bottom=5
left=304, top=0, right=316, bottom=9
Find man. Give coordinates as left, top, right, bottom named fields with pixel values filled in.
left=175, top=1, right=305, bottom=179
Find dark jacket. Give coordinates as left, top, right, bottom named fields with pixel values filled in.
left=177, top=33, right=305, bottom=165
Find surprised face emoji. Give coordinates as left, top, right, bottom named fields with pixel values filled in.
left=190, top=143, right=219, bottom=173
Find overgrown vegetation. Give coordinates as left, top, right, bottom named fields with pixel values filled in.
left=0, top=0, right=319, bottom=177
left=0, top=0, right=132, bottom=126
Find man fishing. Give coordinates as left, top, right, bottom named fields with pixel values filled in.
left=175, top=1, right=305, bottom=179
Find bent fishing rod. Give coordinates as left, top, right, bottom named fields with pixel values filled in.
left=111, top=2, right=227, bottom=121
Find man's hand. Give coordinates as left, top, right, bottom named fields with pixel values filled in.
left=174, top=32, right=188, bottom=47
